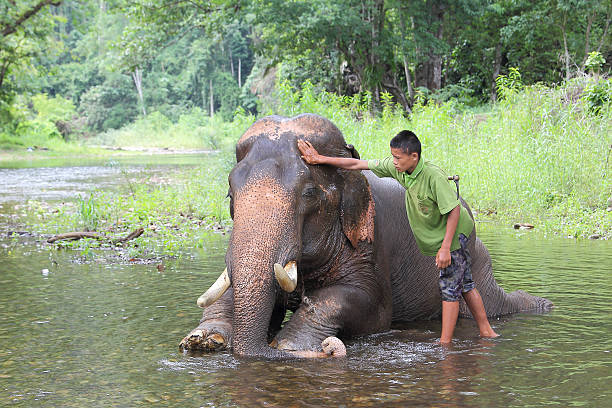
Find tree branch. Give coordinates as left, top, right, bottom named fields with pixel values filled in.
left=46, top=228, right=144, bottom=245
left=581, top=11, right=596, bottom=70
left=595, top=9, right=611, bottom=53
left=1, top=0, right=62, bottom=38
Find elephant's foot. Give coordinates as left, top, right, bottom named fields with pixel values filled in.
left=179, top=320, right=231, bottom=352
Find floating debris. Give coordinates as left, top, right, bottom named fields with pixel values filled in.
left=513, top=223, right=534, bottom=230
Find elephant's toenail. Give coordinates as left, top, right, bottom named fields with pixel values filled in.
left=208, top=333, right=224, bottom=345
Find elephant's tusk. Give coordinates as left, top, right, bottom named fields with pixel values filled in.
left=274, top=261, right=297, bottom=292
left=197, top=268, right=231, bottom=308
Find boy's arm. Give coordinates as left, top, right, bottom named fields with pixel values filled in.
left=298, top=140, right=369, bottom=170
left=435, top=205, right=460, bottom=269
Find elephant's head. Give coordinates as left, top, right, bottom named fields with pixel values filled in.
left=199, top=114, right=375, bottom=357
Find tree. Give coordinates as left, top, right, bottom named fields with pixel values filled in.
left=0, top=0, right=63, bottom=124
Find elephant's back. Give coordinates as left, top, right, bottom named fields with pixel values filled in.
left=363, top=171, right=442, bottom=322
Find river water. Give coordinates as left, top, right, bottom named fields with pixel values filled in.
left=0, top=156, right=610, bottom=407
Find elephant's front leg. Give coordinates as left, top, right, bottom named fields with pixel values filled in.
left=179, top=289, right=234, bottom=352
left=273, top=284, right=391, bottom=354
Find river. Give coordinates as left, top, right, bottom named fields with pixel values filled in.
left=0, top=155, right=610, bottom=407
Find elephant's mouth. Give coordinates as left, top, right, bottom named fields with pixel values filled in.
left=197, top=261, right=298, bottom=308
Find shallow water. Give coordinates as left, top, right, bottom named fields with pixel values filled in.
left=0, top=154, right=211, bottom=205
left=0, top=158, right=610, bottom=407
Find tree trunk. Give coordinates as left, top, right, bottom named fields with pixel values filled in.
left=97, top=0, right=105, bottom=52
left=403, top=56, right=414, bottom=106
left=581, top=11, right=595, bottom=71
left=238, top=58, right=242, bottom=88
left=209, top=78, right=214, bottom=117
left=421, top=2, right=445, bottom=91
left=561, top=12, right=571, bottom=80
left=490, top=41, right=502, bottom=103
left=229, top=48, right=234, bottom=77
left=595, top=10, right=611, bottom=53
left=431, top=6, right=444, bottom=90
left=132, top=68, right=146, bottom=116
left=398, top=9, right=414, bottom=107
left=432, top=56, right=442, bottom=90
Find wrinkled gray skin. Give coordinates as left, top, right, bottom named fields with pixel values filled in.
left=180, top=113, right=552, bottom=358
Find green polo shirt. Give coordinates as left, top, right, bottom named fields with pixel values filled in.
left=368, top=156, right=474, bottom=256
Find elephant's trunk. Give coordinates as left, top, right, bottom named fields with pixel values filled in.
left=230, top=260, right=278, bottom=356
left=229, top=175, right=298, bottom=357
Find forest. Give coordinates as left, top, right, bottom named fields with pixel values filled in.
left=1, top=0, right=610, bottom=140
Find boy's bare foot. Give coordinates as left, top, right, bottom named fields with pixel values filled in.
left=479, top=330, right=500, bottom=338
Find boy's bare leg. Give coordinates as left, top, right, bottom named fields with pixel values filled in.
left=440, top=301, right=460, bottom=344
left=462, top=288, right=499, bottom=338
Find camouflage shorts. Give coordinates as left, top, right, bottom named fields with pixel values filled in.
left=439, top=233, right=475, bottom=302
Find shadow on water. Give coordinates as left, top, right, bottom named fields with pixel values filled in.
left=0, top=158, right=610, bottom=406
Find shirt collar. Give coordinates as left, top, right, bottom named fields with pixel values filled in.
left=406, top=157, right=424, bottom=178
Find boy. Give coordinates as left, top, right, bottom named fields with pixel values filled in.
left=297, top=131, right=499, bottom=344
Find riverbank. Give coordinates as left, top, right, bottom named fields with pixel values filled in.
left=3, top=79, right=611, bottom=256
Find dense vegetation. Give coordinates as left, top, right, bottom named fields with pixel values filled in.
left=1, top=0, right=610, bottom=140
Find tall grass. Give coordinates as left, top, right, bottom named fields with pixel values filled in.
left=272, top=79, right=611, bottom=238
left=87, top=108, right=254, bottom=151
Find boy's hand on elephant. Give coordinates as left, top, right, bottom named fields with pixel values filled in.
left=298, top=140, right=321, bottom=165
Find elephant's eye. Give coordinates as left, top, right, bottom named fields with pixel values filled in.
left=302, top=186, right=318, bottom=198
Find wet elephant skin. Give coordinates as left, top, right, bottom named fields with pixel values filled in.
left=180, top=113, right=552, bottom=358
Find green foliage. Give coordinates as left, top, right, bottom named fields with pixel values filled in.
left=87, top=107, right=252, bottom=151
left=0, top=0, right=64, bottom=120
left=582, top=78, right=612, bottom=115
left=77, top=193, right=100, bottom=231
left=31, top=94, right=76, bottom=122
left=495, top=67, right=524, bottom=101
left=585, top=51, right=606, bottom=73
left=78, top=75, right=139, bottom=131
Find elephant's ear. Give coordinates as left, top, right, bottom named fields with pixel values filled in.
left=340, top=170, right=375, bottom=248
left=345, top=144, right=360, bottom=159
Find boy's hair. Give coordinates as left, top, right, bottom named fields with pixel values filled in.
left=390, top=130, right=421, bottom=158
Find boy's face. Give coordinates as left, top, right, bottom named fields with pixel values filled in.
left=391, top=147, right=419, bottom=173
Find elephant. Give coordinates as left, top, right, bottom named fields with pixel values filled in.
left=179, top=113, right=552, bottom=358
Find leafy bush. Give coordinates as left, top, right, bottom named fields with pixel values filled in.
left=582, top=78, right=611, bottom=115
left=31, top=94, right=76, bottom=123
left=495, top=67, right=524, bottom=101
left=585, top=51, right=605, bottom=74
left=79, top=75, right=139, bottom=131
